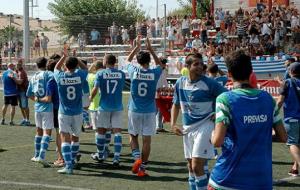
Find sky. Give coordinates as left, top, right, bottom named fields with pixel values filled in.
left=0, top=0, right=180, bottom=20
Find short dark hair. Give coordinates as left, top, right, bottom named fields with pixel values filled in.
left=160, top=57, right=167, bottom=65
left=65, top=56, right=79, bottom=70
left=207, top=64, right=219, bottom=74
left=47, top=59, right=57, bottom=72
left=185, top=53, right=203, bottom=67
left=94, top=61, right=104, bottom=70
left=106, top=54, right=117, bottom=65
left=225, top=50, right=252, bottom=81
left=36, top=57, right=48, bottom=69
left=49, top=53, right=61, bottom=61
left=136, top=51, right=151, bottom=65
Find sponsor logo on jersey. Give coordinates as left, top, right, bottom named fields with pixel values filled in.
left=60, top=77, right=81, bottom=85
left=133, top=72, right=154, bottom=80
left=103, top=72, right=122, bottom=79
left=244, top=114, right=268, bottom=124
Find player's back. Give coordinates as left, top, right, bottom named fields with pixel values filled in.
left=54, top=69, right=86, bottom=116
left=96, top=68, right=125, bottom=111
left=29, top=71, right=53, bottom=112
left=211, top=89, right=275, bottom=189
left=129, top=66, right=161, bottom=113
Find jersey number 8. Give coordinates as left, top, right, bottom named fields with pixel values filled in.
left=67, top=86, right=76, bottom=100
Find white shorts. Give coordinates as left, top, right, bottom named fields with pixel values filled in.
left=96, top=111, right=123, bottom=129
left=35, top=112, right=54, bottom=130
left=58, top=114, right=83, bottom=137
left=82, top=93, right=90, bottom=108
left=183, top=119, right=214, bottom=159
left=128, top=111, right=156, bottom=136
left=90, top=111, right=98, bottom=130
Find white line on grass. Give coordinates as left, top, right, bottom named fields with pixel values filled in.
left=0, top=180, right=95, bottom=190
left=273, top=176, right=300, bottom=185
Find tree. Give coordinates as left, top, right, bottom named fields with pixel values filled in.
left=48, top=0, right=145, bottom=39
left=174, top=0, right=211, bottom=17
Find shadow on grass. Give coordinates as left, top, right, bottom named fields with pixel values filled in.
left=274, top=181, right=300, bottom=187
left=272, top=161, right=293, bottom=165
left=75, top=167, right=187, bottom=182
left=0, top=149, right=7, bottom=152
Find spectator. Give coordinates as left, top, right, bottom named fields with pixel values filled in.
left=181, top=15, right=190, bottom=39
left=109, top=22, right=118, bottom=45
left=15, top=60, right=30, bottom=126
left=128, top=25, right=136, bottom=47
left=140, top=20, right=148, bottom=38
left=41, top=33, right=50, bottom=57
left=90, top=28, right=100, bottom=45
left=1, top=63, right=18, bottom=125
left=150, top=19, right=156, bottom=38
left=155, top=17, right=162, bottom=37
left=78, top=30, right=87, bottom=51
left=121, top=27, right=129, bottom=44
left=192, top=35, right=201, bottom=49
left=33, top=35, right=41, bottom=57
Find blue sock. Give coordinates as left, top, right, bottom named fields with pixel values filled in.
left=204, top=160, right=210, bottom=178
left=195, top=175, right=208, bottom=190
left=34, top=135, right=42, bottom=158
left=113, top=133, right=122, bottom=161
left=82, top=109, right=90, bottom=125
left=39, top=135, right=50, bottom=160
left=188, top=172, right=196, bottom=190
left=71, top=142, right=80, bottom=162
left=62, top=142, right=72, bottom=169
left=105, top=130, right=112, bottom=148
left=132, top=149, right=141, bottom=160
left=95, top=133, right=105, bottom=158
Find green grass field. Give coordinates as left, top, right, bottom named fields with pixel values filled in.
left=0, top=92, right=299, bottom=190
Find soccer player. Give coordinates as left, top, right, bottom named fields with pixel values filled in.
left=207, top=63, right=228, bottom=86
left=87, top=60, right=104, bottom=130
left=171, top=53, right=227, bottom=190
left=208, top=50, right=287, bottom=190
left=126, top=37, right=164, bottom=177
left=26, top=57, right=54, bottom=167
left=90, top=54, right=125, bottom=167
left=54, top=54, right=88, bottom=174
left=277, top=62, right=300, bottom=177
left=81, top=60, right=91, bottom=130
left=1, top=63, right=18, bottom=126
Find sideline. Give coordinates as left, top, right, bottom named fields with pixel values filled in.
left=0, top=180, right=95, bottom=190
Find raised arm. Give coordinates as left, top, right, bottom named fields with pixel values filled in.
left=55, top=53, right=67, bottom=71
left=127, top=37, right=141, bottom=62
left=146, top=37, right=162, bottom=67
left=78, top=59, right=88, bottom=70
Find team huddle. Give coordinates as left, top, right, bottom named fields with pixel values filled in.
left=22, top=36, right=298, bottom=190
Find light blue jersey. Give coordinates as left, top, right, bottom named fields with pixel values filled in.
left=26, top=71, right=53, bottom=112
left=54, top=69, right=88, bottom=116
left=95, top=68, right=125, bottom=111
left=173, top=75, right=227, bottom=130
left=127, top=64, right=162, bottom=113
left=77, top=69, right=89, bottom=94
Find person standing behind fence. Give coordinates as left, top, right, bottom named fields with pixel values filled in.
left=109, top=22, right=118, bottom=45
left=128, top=25, right=136, bottom=47
left=15, top=60, right=30, bottom=126
left=41, top=33, right=50, bottom=57
left=33, top=35, right=41, bottom=57
left=1, top=63, right=18, bottom=126
left=90, top=29, right=101, bottom=45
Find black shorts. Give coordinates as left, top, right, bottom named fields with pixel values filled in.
left=4, top=95, right=18, bottom=106
left=53, top=108, right=59, bottom=129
